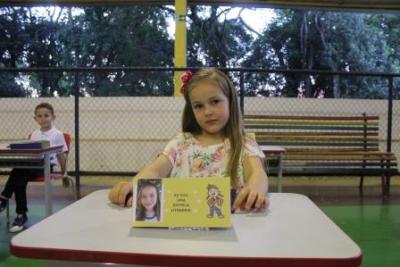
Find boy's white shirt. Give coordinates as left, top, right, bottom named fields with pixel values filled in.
left=30, top=127, right=68, bottom=166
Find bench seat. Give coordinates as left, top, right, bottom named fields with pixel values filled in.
left=244, top=114, right=398, bottom=196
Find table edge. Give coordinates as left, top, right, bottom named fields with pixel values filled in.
left=0, top=145, right=64, bottom=155
left=10, top=241, right=362, bottom=267
left=10, top=190, right=363, bottom=267
left=260, top=145, right=287, bottom=153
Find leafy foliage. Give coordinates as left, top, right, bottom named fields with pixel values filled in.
left=187, top=6, right=252, bottom=67
left=0, top=6, right=399, bottom=98
left=243, top=10, right=398, bottom=98
left=0, top=6, right=173, bottom=97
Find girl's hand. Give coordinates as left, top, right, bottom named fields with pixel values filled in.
left=233, top=182, right=269, bottom=212
left=233, top=156, right=269, bottom=212
left=233, top=170, right=269, bottom=211
left=108, top=154, right=171, bottom=207
left=108, top=181, right=133, bottom=207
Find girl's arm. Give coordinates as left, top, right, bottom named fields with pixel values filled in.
left=233, top=156, right=269, bottom=211
left=135, top=154, right=173, bottom=179
left=109, top=154, right=172, bottom=207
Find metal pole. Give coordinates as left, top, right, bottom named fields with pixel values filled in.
left=44, top=153, right=52, bottom=216
left=74, top=71, right=81, bottom=198
left=239, top=71, right=244, bottom=115
left=384, top=76, right=394, bottom=196
left=386, top=76, right=393, bottom=153
left=173, top=0, right=187, bottom=96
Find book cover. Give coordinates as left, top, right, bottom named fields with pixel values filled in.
left=132, top=177, right=231, bottom=228
left=9, top=140, right=50, bottom=149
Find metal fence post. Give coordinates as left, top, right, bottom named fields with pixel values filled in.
left=386, top=76, right=393, bottom=153
left=74, top=71, right=81, bottom=199
left=239, top=70, right=244, bottom=115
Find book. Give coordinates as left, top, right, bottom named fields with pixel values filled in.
left=9, top=140, right=50, bottom=149
left=132, top=177, right=231, bottom=228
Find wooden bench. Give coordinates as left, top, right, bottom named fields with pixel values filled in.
left=244, top=114, right=398, bottom=196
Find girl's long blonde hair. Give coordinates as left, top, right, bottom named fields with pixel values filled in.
left=182, top=68, right=243, bottom=188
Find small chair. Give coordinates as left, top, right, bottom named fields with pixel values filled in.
left=5, top=133, right=74, bottom=226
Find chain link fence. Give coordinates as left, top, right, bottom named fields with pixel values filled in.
left=1, top=68, right=399, bottom=190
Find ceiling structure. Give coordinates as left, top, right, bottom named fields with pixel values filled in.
left=1, top=0, right=400, bottom=10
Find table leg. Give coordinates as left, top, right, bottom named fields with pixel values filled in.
left=44, top=153, right=52, bottom=216
left=277, top=154, right=283, bottom=193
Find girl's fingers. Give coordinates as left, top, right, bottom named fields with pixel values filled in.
left=264, top=196, right=270, bottom=209
left=126, top=196, right=133, bottom=207
left=123, top=183, right=133, bottom=196
left=245, top=191, right=257, bottom=210
left=118, top=190, right=126, bottom=205
left=233, top=188, right=249, bottom=209
left=257, top=196, right=269, bottom=210
left=234, top=188, right=270, bottom=212
left=254, top=193, right=265, bottom=209
left=119, top=184, right=132, bottom=205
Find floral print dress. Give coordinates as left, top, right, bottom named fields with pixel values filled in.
left=162, top=133, right=265, bottom=187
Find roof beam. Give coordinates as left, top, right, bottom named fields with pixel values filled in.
left=1, top=0, right=400, bottom=10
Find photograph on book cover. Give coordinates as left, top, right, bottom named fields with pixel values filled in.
left=134, top=179, right=163, bottom=223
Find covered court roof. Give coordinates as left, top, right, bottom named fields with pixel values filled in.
left=1, top=0, right=400, bottom=10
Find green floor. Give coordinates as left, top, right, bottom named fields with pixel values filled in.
left=321, top=205, right=400, bottom=267
left=1, top=179, right=400, bottom=267
left=1, top=203, right=67, bottom=267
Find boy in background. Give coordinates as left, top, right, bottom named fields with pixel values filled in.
left=0, top=102, right=68, bottom=232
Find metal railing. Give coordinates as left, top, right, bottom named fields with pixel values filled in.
left=1, top=66, right=399, bottom=197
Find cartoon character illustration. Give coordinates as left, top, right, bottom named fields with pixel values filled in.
left=206, top=184, right=224, bottom=219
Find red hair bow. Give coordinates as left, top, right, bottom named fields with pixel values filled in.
left=180, top=70, right=192, bottom=94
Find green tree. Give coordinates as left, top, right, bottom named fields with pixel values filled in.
left=1, top=6, right=174, bottom=97
left=187, top=6, right=253, bottom=67
left=70, top=6, right=173, bottom=96
left=244, top=10, right=396, bottom=98
left=0, top=7, right=30, bottom=96
left=0, top=73, right=26, bottom=97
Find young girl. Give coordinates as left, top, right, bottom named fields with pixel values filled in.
left=135, top=181, right=161, bottom=222
left=0, top=102, right=68, bottom=233
left=109, top=68, right=269, bottom=211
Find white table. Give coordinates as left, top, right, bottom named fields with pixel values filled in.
left=11, top=189, right=362, bottom=267
left=0, top=145, right=63, bottom=216
left=260, top=145, right=286, bottom=192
